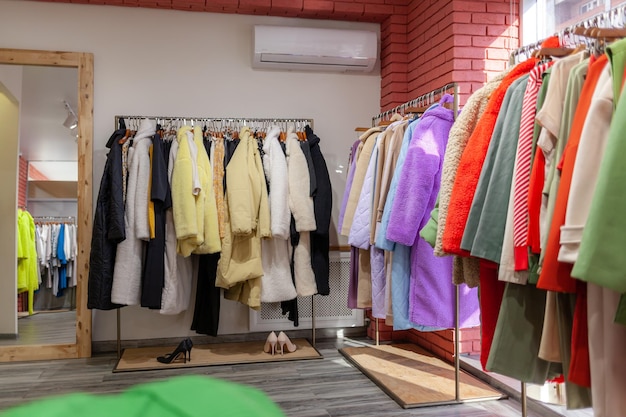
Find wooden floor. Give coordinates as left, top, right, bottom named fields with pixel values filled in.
left=0, top=337, right=548, bottom=417
left=0, top=311, right=75, bottom=346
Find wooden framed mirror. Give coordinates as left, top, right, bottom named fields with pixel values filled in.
left=0, top=48, right=93, bottom=361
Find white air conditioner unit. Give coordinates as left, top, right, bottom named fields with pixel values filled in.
left=253, top=25, right=378, bottom=73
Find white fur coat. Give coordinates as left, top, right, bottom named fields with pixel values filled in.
left=111, top=119, right=155, bottom=305
left=261, top=126, right=298, bottom=302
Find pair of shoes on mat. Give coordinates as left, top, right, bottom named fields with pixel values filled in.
left=263, top=331, right=296, bottom=356
left=157, top=338, right=193, bottom=364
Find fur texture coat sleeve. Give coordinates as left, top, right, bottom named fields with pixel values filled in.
left=263, top=126, right=291, bottom=239
left=287, top=128, right=316, bottom=232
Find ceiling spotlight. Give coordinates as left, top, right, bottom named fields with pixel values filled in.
left=63, top=100, right=78, bottom=130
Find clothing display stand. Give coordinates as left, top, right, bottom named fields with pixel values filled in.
left=111, top=114, right=318, bottom=360
left=349, top=83, right=501, bottom=408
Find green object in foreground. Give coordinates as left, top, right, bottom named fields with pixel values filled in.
left=0, top=375, right=286, bottom=417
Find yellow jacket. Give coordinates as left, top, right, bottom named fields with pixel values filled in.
left=217, top=127, right=270, bottom=309
left=172, top=126, right=221, bottom=257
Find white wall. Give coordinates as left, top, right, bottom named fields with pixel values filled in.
left=0, top=65, right=22, bottom=103
left=0, top=1, right=380, bottom=341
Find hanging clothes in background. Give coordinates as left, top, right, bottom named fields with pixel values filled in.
left=31, top=218, right=77, bottom=311
left=88, top=117, right=332, bottom=336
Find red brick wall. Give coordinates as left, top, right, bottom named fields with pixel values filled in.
left=393, top=0, right=519, bottom=110
left=17, top=293, right=27, bottom=313
left=18, top=156, right=28, bottom=208
left=366, top=311, right=481, bottom=362
left=380, top=13, right=409, bottom=110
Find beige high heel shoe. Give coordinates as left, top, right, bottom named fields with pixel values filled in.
left=263, top=331, right=278, bottom=356
left=277, top=331, right=297, bottom=355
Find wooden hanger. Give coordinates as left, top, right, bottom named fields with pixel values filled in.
left=533, top=47, right=575, bottom=58
left=404, top=106, right=426, bottom=114
left=354, top=127, right=369, bottom=132
left=118, top=129, right=131, bottom=145
left=590, top=27, right=626, bottom=39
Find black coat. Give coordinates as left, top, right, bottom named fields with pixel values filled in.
left=87, top=130, right=126, bottom=310
left=305, top=125, right=332, bottom=296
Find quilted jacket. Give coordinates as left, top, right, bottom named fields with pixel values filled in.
left=88, top=129, right=126, bottom=310
left=348, top=133, right=379, bottom=249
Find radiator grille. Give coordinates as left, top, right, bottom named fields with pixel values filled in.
left=250, top=251, right=363, bottom=331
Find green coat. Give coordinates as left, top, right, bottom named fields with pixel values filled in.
left=461, top=75, right=528, bottom=263
left=0, top=376, right=285, bottom=417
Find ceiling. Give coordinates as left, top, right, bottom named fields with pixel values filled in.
left=1, top=64, right=78, bottom=181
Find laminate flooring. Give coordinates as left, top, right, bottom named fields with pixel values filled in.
left=0, top=337, right=549, bottom=417
left=0, top=311, right=75, bottom=346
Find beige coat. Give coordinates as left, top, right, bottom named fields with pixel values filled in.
left=340, top=126, right=383, bottom=236
left=372, top=121, right=407, bottom=244
left=217, top=127, right=271, bottom=310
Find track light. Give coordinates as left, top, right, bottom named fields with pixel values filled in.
left=63, top=100, right=78, bottom=130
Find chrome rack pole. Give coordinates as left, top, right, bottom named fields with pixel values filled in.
left=521, top=382, right=528, bottom=417
left=116, top=309, right=121, bottom=359
left=311, top=295, right=316, bottom=347
left=376, top=318, right=380, bottom=346
left=453, top=83, right=461, bottom=403
left=455, top=283, right=461, bottom=402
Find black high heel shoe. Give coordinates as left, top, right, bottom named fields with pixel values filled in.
left=157, top=338, right=191, bottom=364
left=184, top=338, right=193, bottom=361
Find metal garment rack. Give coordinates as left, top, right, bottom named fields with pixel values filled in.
left=369, top=83, right=501, bottom=408
left=32, top=216, right=76, bottom=223
left=112, top=115, right=318, bottom=359
left=509, top=2, right=626, bottom=63
left=372, top=83, right=458, bottom=126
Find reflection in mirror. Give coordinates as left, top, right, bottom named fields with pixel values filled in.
left=0, top=64, right=78, bottom=347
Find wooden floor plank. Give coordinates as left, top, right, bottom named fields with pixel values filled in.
left=0, top=338, right=550, bottom=417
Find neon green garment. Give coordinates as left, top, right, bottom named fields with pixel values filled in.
left=17, top=209, right=38, bottom=315
left=0, top=376, right=286, bottom=417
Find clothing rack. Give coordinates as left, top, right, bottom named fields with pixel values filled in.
left=371, top=83, right=458, bottom=126
left=369, top=83, right=497, bottom=408
left=510, top=2, right=626, bottom=63
left=115, top=115, right=314, bottom=131
left=113, top=114, right=317, bottom=359
left=32, top=216, right=76, bottom=223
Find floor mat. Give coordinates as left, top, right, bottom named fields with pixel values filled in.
left=114, top=338, right=322, bottom=372
left=339, top=343, right=505, bottom=408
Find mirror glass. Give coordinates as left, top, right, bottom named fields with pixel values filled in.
left=0, top=64, right=78, bottom=347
